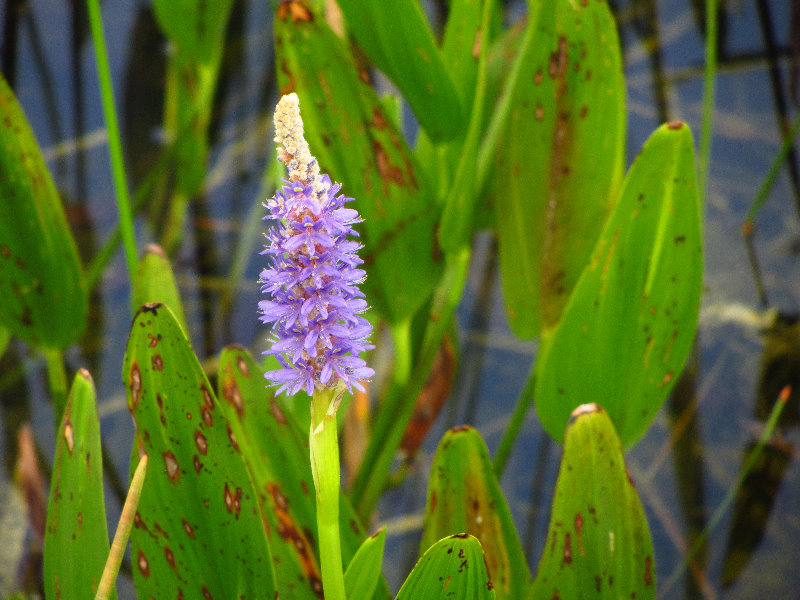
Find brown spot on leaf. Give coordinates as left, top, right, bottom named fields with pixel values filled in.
left=63, top=422, right=74, bottom=454
left=645, top=555, right=653, bottom=585
left=193, top=455, right=202, bottom=474
left=202, top=585, right=213, bottom=600
left=222, top=377, right=244, bottom=417
left=270, top=397, right=287, bottom=424
left=130, top=362, right=142, bottom=409
left=137, top=550, right=150, bottom=576
left=182, top=518, right=196, bottom=539
left=163, top=451, right=180, bottom=483
left=563, top=532, right=572, bottom=563
left=226, top=424, right=240, bottom=451
left=194, top=431, right=208, bottom=455
left=224, top=483, right=243, bottom=518
left=201, top=405, right=213, bottom=426
left=165, top=546, right=176, bottom=570
left=152, top=354, right=163, bottom=371
left=667, top=120, right=684, bottom=130
left=372, top=141, right=405, bottom=196
left=147, top=333, right=162, bottom=347
left=535, top=104, right=544, bottom=120
left=277, top=0, right=312, bottom=23
left=236, top=355, right=250, bottom=377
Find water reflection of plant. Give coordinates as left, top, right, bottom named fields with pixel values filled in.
left=0, top=1, right=791, bottom=599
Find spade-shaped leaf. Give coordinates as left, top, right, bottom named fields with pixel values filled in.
left=44, top=369, right=110, bottom=599
left=535, top=121, right=702, bottom=448
left=217, top=344, right=392, bottom=599
left=490, top=0, right=625, bottom=339
left=421, top=426, right=529, bottom=600
left=397, top=534, right=496, bottom=600
left=0, top=74, right=87, bottom=349
left=123, top=303, right=276, bottom=599
left=531, top=404, right=655, bottom=600
left=274, top=4, right=442, bottom=324
left=335, top=0, right=464, bottom=141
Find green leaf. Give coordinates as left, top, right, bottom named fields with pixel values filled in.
left=397, top=534, right=496, bottom=600
left=131, top=244, right=187, bottom=329
left=421, top=426, right=529, bottom=600
left=535, top=121, right=702, bottom=448
left=154, top=0, right=234, bottom=200
left=335, top=0, right=464, bottom=141
left=274, top=6, right=442, bottom=323
left=344, top=527, right=386, bottom=600
left=44, top=370, right=111, bottom=600
left=217, top=344, right=392, bottom=599
left=0, top=74, right=88, bottom=350
left=124, top=303, right=276, bottom=599
left=152, top=0, right=234, bottom=62
left=490, top=0, right=625, bottom=339
left=531, top=404, right=655, bottom=600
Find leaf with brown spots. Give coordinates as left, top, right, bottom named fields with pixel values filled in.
left=489, top=0, right=625, bottom=339
left=44, top=370, right=110, bottom=599
left=217, top=344, right=392, bottom=599
left=421, top=426, right=529, bottom=600
left=274, top=4, right=441, bottom=324
left=0, top=73, right=87, bottom=350
left=531, top=404, right=655, bottom=600
left=396, top=534, right=495, bottom=600
left=535, top=122, right=702, bottom=448
left=124, top=303, right=276, bottom=599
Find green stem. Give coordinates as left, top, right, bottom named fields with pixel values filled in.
left=659, top=386, right=790, bottom=596
left=310, top=386, right=346, bottom=600
left=43, top=348, right=68, bottom=428
left=86, top=0, right=137, bottom=281
left=744, top=113, right=800, bottom=227
left=96, top=454, right=149, bottom=600
left=493, top=369, right=536, bottom=477
left=697, top=0, right=717, bottom=203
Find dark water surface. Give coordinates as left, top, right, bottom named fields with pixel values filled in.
left=0, top=1, right=799, bottom=598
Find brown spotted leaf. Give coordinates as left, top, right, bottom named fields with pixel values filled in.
left=123, top=303, right=276, bottom=599
left=531, top=404, right=655, bottom=600
left=534, top=122, right=701, bottom=448
left=421, top=426, right=529, bottom=600
left=396, top=534, right=496, bottom=600
left=217, top=344, right=392, bottom=600
left=44, top=370, right=111, bottom=600
left=0, top=73, right=87, bottom=349
left=274, top=3, right=442, bottom=324
left=490, top=0, right=625, bottom=339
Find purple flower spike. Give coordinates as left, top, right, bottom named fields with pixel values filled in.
left=260, top=93, right=374, bottom=397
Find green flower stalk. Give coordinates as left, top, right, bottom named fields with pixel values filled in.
left=260, top=93, right=374, bottom=600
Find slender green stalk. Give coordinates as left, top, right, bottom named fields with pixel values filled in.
left=659, top=386, right=790, bottom=596
left=43, top=348, right=68, bottom=427
left=697, top=0, right=717, bottom=203
left=95, top=454, right=149, bottom=600
left=493, top=370, right=536, bottom=477
left=310, top=386, right=346, bottom=600
left=744, top=113, right=800, bottom=227
left=86, top=0, right=137, bottom=280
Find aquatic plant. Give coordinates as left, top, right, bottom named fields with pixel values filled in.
left=3, top=1, right=791, bottom=599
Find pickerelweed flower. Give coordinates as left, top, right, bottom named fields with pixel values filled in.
left=259, top=93, right=374, bottom=397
